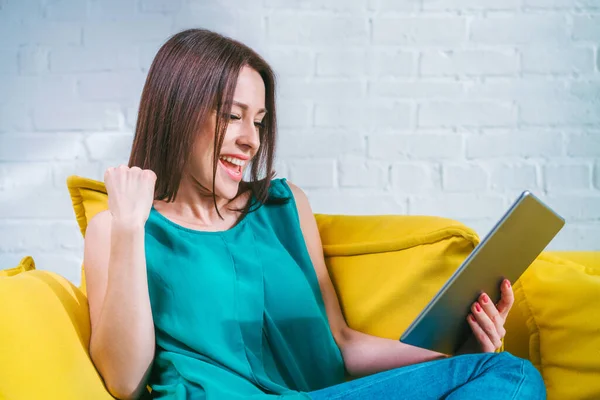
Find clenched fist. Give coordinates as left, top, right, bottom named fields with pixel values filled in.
left=104, top=165, right=157, bottom=227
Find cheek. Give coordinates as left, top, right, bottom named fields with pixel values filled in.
left=193, top=138, right=214, bottom=164
left=187, top=148, right=215, bottom=178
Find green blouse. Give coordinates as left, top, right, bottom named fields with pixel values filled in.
left=144, top=178, right=345, bottom=399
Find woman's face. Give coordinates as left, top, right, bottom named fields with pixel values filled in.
left=189, top=65, right=266, bottom=200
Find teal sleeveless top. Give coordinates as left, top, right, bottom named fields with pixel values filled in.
left=144, top=178, right=346, bottom=399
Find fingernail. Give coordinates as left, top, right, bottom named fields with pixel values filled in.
left=482, top=294, right=489, bottom=303
left=475, top=303, right=481, bottom=312
left=470, top=315, right=476, bottom=322
left=506, top=280, right=511, bottom=288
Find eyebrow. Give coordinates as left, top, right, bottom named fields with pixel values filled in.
left=233, top=101, right=267, bottom=115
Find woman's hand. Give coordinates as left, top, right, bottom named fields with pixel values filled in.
left=466, top=279, right=514, bottom=353
left=104, top=165, right=157, bottom=227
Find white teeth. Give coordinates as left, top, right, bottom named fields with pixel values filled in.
left=219, top=156, right=246, bottom=167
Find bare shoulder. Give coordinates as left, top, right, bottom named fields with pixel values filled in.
left=286, top=180, right=311, bottom=213
left=286, top=180, right=303, bottom=196
left=285, top=180, right=318, bottom=238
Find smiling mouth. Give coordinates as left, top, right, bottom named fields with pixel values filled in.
left=218, top=159, right=244, bottom=181
left=220, top=158, right=241, bottom=173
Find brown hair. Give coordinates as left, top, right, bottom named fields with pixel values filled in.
left=128, top=28, right=288, bottom=220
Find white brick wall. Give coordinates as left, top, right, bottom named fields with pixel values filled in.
left=1, top=0, right=599, bottom=285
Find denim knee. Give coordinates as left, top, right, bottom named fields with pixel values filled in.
left=520, top=358, right=546, bottom=397
left=491, top=352, right=546, bottom=399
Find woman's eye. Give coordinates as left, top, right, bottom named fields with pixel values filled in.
left=227, top=114, right=263, bottom=128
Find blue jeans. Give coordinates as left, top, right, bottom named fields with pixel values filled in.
left=308, top=352, right=546, bottom=400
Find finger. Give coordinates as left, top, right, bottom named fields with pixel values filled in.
left=496, top=279, right=514, bottom=319
left=466, top=313, right=495, bottom=353
left=478, top=293, right=506, bottom=338
left=104, top=166, right=114, bottom=180
left=472, top=301, right=503, bottom=350
left=144, top=169, right=157, bottom=181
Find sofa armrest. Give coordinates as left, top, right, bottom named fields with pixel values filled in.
left=313, top=213, right=480, bottom=344
left=0, top=270, right=114, bottom=399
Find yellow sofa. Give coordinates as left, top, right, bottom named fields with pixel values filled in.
left=0, top=176, right=599, bottom=400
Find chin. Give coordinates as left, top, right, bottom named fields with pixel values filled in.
left=214, top=174, right=241, bottom=200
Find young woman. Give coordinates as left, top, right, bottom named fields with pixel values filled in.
left=83, top=29, right=546, bottom=400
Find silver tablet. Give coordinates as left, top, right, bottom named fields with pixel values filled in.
left=400, top=190, right=565, bottom=355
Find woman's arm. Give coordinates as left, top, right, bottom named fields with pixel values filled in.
left=338, top=328, right=449, bottom=378
left=85, top=210, right=156, bottom=399
left=287, top=181, right=512, bottom=378
left=86, top=167, right=159, bottom=399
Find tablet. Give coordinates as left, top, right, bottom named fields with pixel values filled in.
left=399, top=190, right=565, bottom=355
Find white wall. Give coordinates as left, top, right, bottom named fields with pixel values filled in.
left=1, top=0, right=599, bottom=284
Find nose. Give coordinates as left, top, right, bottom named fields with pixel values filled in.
left=237, top=118, right=260, bottom=151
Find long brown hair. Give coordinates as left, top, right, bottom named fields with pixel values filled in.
left=128, top=28, right=288, bottom=220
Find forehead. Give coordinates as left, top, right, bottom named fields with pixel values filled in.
left=232, top=66, right=266, bottom=110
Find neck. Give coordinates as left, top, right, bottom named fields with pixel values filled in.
left=154, top=174, right=246, bottom=228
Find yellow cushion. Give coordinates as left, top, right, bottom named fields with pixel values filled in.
left=547, top=250, right=600, bottom=270
left=0, top=255, right=35, bottom=277
left=0, top=261, right=113, bottom=399
left=504, top=251, right=600, bottom=359
left=315, top=213, right=480, bottom=343
left=506, top=253, right=600, bottom=400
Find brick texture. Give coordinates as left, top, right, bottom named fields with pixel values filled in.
left=1, top=0, right=599, bottom=285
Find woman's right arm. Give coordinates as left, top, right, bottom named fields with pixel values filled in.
left=84, top=166, right=157, bottom=400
